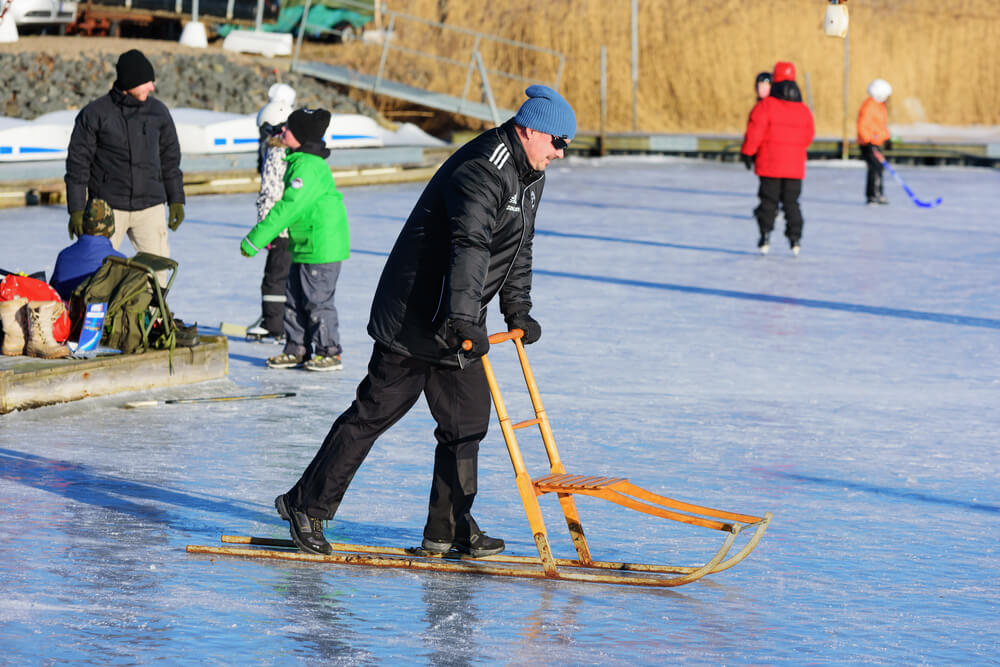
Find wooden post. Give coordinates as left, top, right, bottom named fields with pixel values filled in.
left=600, top=45, right=607, bottom=157
left=631, top=0, right=638, bottom=131
left=842, top=28, right=850, bottom=160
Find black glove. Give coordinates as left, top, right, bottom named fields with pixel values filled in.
left=504, top=311, right=541, bottom=345
left=883, top=139, right=894, bottom=151
left=68, top=210, right=84, bottom=239
left=741, top=153, right=755, bottom=170
left=441, top=318, right=489, bottom=358
left=168, top=203, right=185, bottom=231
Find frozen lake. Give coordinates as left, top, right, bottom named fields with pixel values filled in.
left=1, top=155, right=997, bottom=664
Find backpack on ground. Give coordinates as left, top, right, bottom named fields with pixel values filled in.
left=70, top=253, right=178, bottom=356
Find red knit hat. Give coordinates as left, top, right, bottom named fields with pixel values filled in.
left=773, top=61, right=796, bottom=83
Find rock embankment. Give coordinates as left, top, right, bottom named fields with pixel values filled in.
left=1, top=47, right=377, bottom=121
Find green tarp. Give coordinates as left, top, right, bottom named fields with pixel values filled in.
left=216, top=4, right=370, bottom=38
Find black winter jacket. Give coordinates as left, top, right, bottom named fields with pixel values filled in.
left=65, top=88, right=185, bottom=213
left=367, top=120, right=544, bottom=366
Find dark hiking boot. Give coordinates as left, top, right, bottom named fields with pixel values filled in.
left=275, top=494, right=332, bottom=555
left=421, top=532, right=505, bottom=558
left=174, top=319, right=200, bottom=347
left=455, top=532, right=505, bottom=557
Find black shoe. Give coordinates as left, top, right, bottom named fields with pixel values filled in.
left=275, top=494, right=332, bottom=555
left=421, top=531, right=505, bottom=558
left=455, top=532, right=506, bottom=558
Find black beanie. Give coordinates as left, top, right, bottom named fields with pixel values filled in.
left=286, top=107, right=331, bottom=146
left=115, top=49, right=155, bottom=91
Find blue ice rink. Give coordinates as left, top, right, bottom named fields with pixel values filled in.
left=1, top=156, right=997, bottom=664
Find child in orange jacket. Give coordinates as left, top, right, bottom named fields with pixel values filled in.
left=857, top=79, right=892, bottom=205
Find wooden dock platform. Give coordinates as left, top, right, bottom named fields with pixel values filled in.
left=0, top=335, right=229, bottom=414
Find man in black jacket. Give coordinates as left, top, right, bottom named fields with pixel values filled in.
left=65, top=49, right=185, bottom=275
left=275, top=85, right=576, bottom=557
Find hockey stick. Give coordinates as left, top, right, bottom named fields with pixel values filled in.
left=873, top=148, right=942, bottom=209
left=123, top=392, right=296, bottom=408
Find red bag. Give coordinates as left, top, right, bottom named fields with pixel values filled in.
left=0, top=274, right=71, bottom=342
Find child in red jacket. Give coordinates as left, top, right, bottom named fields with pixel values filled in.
left=741, top=61, right=816, bottom=256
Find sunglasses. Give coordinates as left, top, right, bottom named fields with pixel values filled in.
left=551, top=134, right=569, bottom=151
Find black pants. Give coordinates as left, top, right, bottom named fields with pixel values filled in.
left=288, top=343, right=492, bottom=541
left=260, top=236, right=291, bottom=336
left=754, top=177, right=804, bottom=243
left=860, top=144, right=884, bottom=201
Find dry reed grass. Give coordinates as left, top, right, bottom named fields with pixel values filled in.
left=320, top=0, right=999, bottom=137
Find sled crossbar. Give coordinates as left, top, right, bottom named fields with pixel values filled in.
left=189, top=329, right=770, bottom=587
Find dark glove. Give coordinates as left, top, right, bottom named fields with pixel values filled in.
left=741, top=153, right=755, bottom=170
left=167, top=203, right=185, bottom=231
left=883, top=139, right=894, bottom=151
left=68, top=210, right=84, bottom=239
left=441, top=318, right=489, bottom=358
left=504, top=311, right=541, bottom=345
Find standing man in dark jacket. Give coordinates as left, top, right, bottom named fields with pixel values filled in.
left=741, top=61, right=815, bottom=256
left=275, top=85, right=576, bottom=557
left=65, top=49, right=185, bottom=273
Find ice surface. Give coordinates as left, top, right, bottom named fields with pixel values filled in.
left=1, top=156, right=998, bottom=664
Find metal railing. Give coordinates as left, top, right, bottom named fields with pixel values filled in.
left=292, top=2, right=564, bottom=125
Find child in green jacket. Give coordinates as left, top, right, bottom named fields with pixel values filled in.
left=241, top=107, right=350, bottom=371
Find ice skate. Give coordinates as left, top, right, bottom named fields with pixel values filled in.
left=248, top=328, right=285, bottom=344
left=757, top=232, right=770, bottom=255
left=246, top=322, right=269, bottom=338
left=245, top=317, right=284, bottom=342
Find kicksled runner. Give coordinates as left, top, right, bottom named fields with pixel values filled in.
left=188, top=331, right=771, bottom=587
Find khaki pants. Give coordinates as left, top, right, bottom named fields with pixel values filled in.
left=110, top=204, right=170, bottom=286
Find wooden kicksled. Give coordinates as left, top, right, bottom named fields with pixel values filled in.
left=187, top=330, right=771, bottom=587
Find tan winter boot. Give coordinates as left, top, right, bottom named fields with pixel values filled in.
left=0, top=297, right=29, bottom=356
left=26, top=300, right=70, bottom=359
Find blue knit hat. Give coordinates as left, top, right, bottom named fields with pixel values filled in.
left=513, top=85, right=576, bottom=141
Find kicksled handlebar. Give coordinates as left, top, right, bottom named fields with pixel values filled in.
left=462, top=328, right=524, bottom=351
